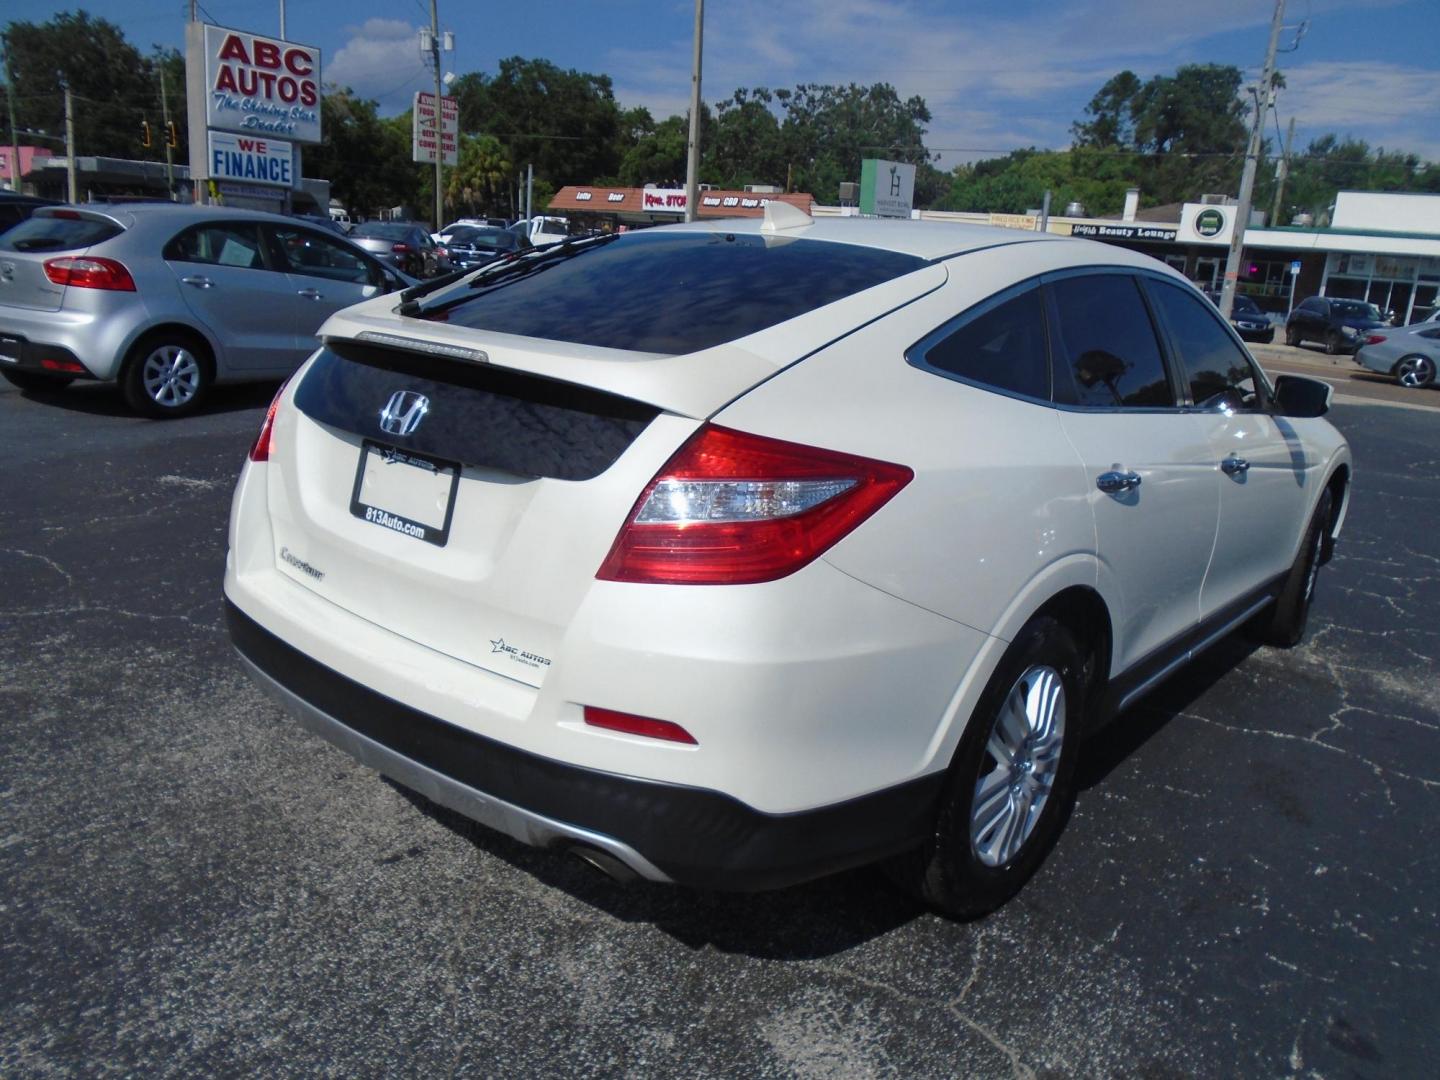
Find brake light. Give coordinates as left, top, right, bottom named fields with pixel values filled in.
left=1364, top=334, right=1386, bottom=345
left=248, top=381, right=287, bottom=462
left=597, top=424, right=912, bottom=585
left=392, top=242, right=411, bottom=253
left=41, top=358, right=87, bottom=373
left=583, top=706, right=697, bottom=745
left=43, top=256, right=135, bottom=291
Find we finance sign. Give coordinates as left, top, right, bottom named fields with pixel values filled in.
left=201, top=24, right=321, bottom=143
left=208, top=131, right=294, bottom=187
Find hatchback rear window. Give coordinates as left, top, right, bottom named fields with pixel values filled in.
left=0, top=214, right=123, bottom=253
left=422, top=231, right=927, bottom=354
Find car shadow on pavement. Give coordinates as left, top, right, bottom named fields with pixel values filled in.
left=386, top=779, right=928, bottom=960
left=5, top=379, right=280, bottom=418
left=1076, top=634, right=1262, bottom=791
left=385, top=633, right=1267, bottom=958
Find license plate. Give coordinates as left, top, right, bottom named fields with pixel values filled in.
left=349, top=440, right=459, bottom=547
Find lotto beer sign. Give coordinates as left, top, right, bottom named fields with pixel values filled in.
left=413, top=92, right=458, bottom=166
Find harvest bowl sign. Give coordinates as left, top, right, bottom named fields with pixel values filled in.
left=200, top=24, right=321, bottom=143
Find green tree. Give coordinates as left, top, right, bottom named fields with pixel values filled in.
left=306, top=89, right=416, bottom=216
left=776, top=82, right=932, bottom=201
left=445, top=133, right=512, bottom=218
left=476, top=56, right=622, bottom=188
left=2, top=12, right=176, bottom=165
left=706, top=88, right=785, bottom=188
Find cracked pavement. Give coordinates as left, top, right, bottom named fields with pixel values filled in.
left=2, top=381, right=1436, bottom=1077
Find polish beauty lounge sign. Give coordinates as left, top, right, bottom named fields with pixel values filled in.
left=200, top=24, right=322, bottom=143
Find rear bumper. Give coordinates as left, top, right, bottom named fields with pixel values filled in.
left=0, top=331, right=97, bottom=377
left=226, top=599, right=946, bottom=891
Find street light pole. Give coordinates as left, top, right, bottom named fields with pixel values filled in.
left=429, top=0, right=444, bottom=231
left=683, top=0, right=703, bottom=223
left=63, top=82, right=77, bottom=203
left=1219, top=0, right=1285, bottom=321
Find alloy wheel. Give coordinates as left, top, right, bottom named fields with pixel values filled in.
left=970, top=664, right=1066, bottom=867
left=140, top=344, right=202, bottom=408
left=1396, top=355, right=1436, bottom=389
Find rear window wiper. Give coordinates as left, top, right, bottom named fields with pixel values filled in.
left=398, top=233, right=620, bottom=319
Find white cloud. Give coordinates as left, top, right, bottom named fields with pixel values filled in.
left=1282, top=62, right=1440, bottom=158
left=326, top=18, right=430, bottom=111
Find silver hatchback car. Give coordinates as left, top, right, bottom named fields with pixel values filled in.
left=0, top=203, right=414, bottom=416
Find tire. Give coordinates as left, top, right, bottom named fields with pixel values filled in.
left=1324, top=331, right=1343, bottom=355
left=2, top=369, right=74, bottom=392
left=890, top=616, right=1087, bottom=920
left=1248, top=489, right=1333, bottom=648
left=121, top=332, right=213, bottom=418
left=1261, top=329, right=1275, bottom=345
left=1393, top=353, right=1436, bottom=389
left=1285, top=325, right=1301, bottom=347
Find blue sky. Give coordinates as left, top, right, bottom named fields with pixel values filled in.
left=10, top=0, right=1440, bottom=168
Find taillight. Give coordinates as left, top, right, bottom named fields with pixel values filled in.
left=583, top=706, right=697, bottom=744
left=248, top=381, right=287, bottom=462
left=597, top=424, right=912, bottom=585
left=1364, top=334, right=1386, bottom=345
left=43, top=256, right=136, bottom=291
left=392, top=242, right=410, bottom=253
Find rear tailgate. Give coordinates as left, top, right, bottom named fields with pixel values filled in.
left=0, top=207, right=128, bottom=313
left=266, top=264, right=945, bottom=687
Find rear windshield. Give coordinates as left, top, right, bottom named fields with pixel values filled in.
left=1332, top=300, right=1380, bottom=319
left=449, top=227, right=513, bottom=249
left=424, top=231, right=927, bottom=354
left=0, top=213, right=123, bottom=253
left=353, top=223, right=410, bottom=240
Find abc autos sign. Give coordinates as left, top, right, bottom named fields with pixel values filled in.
left=201, top=24, right=321, bottom=143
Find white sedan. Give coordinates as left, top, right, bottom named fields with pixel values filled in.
left=224, top=207, right=1351, bottom=918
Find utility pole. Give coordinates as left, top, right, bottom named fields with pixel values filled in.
left=525, top=162, right=533, bottom=222
left=428, top=0, right=443, bottom=231
left=3, top=39, right=23, bottom=194
left=158, top=56, right=175, bottom=195
left=683, top=0, right=704, bottom=223
left=63, top=82, right=77, bottom=203
left=1270, top=115, right=1296, bottom=228
left=280, top=0, right=287, bottom=39
left=1219, top=0, right=1286, bottom=321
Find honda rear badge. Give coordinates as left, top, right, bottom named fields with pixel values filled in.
left=379, top=390, right=430, bottom=436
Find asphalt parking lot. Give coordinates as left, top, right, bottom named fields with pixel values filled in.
left=2, top=378, right=1437, bottom=1078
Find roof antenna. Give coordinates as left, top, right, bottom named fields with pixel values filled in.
left=760, top=200, right=814, bottom=233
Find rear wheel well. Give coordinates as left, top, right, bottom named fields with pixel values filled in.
left=1032, top=587, right=1112, bottom=729
left=1321, top=465, right=1349, bottom=563
left=122, top=325, right=216, bottom=383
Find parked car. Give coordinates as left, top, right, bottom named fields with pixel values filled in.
left=508, top=215, right=571, bottom=248
left=1285, top=296, right=1387, bottom=353
left=1354, top=320, right=1440, bottom=388
left=442, top=224, right=532, bottom=270
left=224, top=213, right=1350, bottom=919
left=434, top=217, right=509, bottom=243
left=1205, top=291, right=1275, bottom=343
left=349, top=221, right=447, bottom=278
left=291, top=212, right=349, bottom=236
left=0, top=191, right=61, bottom=236
left=0, top=203, right=414, bottom=416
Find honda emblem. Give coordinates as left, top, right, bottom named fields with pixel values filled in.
left=379, top=390, right=430, bottom=436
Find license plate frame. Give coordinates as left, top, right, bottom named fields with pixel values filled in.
left=348, top=439, right=460, bottom=547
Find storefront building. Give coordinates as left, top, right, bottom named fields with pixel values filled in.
left=548, top=185, right=815, bottom=229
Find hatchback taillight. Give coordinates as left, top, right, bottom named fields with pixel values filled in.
left=597, top=424, right=912, bottom=585
left=1364, top=334, right=1387, bottom=345
left=392, top=242, right=411, bottom=253
left=43, top=256, right=135, bottom=291
left=248, top=381, right=287, bottom=462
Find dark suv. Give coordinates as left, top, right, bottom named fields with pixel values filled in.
left=1285, top=296, right=1387, bottom=354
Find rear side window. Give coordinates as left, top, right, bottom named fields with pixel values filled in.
left=1147, top=280, right=1263, bottom=410
left=164, top=223, right=268, bottom=269
left=1049, top=274, right=1174, bottom=408
left=0, top=214, right=123, bottom=253
left=910, top=285, right=1049, bottom=400
left=424, top=231, right=927, bottom=354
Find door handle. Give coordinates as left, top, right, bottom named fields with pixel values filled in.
left=1221, top=456, right=1251, bottom=476
left=181, top=275, right=213, bottom=288
left=1096, top=470, right=1142, bottom=494
left=297, top=288, right=323, bottom=300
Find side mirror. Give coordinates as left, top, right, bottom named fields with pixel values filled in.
left=1272, top=373, right=1331, bottom=418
